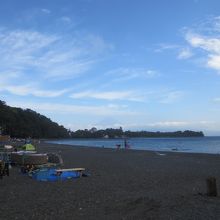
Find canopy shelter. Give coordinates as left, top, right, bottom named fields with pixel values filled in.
left=22, top=144, right=36, bottom=151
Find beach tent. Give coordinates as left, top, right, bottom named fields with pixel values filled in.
left=22, top=144, right=36, bottom=151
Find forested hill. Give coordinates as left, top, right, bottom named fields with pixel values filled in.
left=71, top=128, right=204, bottom=138
left=0, top=100, right=69, bottom=138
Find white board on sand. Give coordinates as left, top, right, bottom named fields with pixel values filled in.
left=56, top=168, right=85, bottom=172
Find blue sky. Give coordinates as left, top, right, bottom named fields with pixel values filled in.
left=1, top=0, right=220, bottom=135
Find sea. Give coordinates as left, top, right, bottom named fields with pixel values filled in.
left=47, top=136, right=220, bottom=155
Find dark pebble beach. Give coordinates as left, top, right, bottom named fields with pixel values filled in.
left=1, top=142, right=220, bottom=220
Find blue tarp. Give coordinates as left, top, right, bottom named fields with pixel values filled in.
left=31, top=168, right=81, bottom=181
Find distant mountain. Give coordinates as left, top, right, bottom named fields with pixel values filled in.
left=0, top=100, right=69, bottom=138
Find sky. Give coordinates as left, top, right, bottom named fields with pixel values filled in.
left=0, top=0, right=220, bottom=135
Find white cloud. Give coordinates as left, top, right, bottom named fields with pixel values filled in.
left=213, top=97, right=220, bottom=102
left=213, top=16, right=220, bottom=32
left=0, top=30, right=58, bottom=52
left=0, top=28, right=113, bottom=98
left=0, top=83, right=69, bottom=97
left=125, top=120, right=216, bottom=131
left=85, top=34, right=114, bottom=53
left=0, top=29, right=112, bottom=82
left=41, top=9, right=51, bottom=14
left=207, top=54, right=220, bottom=71
left=7, top=101, right=138, bottom=117
left=31, top=89, right=69, bottom=97
left=159, top=91, right=184, bottom=104
left=148, top=121, right=189, bottom=127
left=155, top=43, right=194, bottom=60
left=154, top=43, right=180, bottom=52
left=199, top=120, right=215, bottom=125
left=60, top=16, right=71, bottom=23
left=0, top=71, right=22, bottom=82
left=184, top=18, right=220, bottom=72
left=69, top=88, right=184, bottom=104
left=106, top=67, right=158, bottom=82
left=177, top=47, right=193, bottom=59
left=186, top=32, right=220, bottom=54
left=70, top=90, right=144, bottom=101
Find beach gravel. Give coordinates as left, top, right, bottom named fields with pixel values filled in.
left=1, top=142, right=220, bottom=219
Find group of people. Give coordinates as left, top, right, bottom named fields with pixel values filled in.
left=116, top=139, right=130, bottom=150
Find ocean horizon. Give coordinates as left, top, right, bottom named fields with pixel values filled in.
left=47, top=136, right=220, bottom=155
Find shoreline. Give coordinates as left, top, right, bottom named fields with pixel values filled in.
left=43, top=139, right=220, bottom=156
left=1, top=141, right=220, bottom=219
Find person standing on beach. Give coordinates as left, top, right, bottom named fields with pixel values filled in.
left=124, top=139, right=130, bottom=149
left=0, top=160, right=3, bottom=179
left=116, top=144, right=121, bottom=149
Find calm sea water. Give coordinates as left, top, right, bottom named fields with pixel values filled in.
left=47, top=136, right=220, bottom=154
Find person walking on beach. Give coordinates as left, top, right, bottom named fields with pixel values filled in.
left=124, top=139, right=130, bottom=149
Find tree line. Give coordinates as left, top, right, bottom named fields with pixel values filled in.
left=0, top=100, right=204, bottom=139
left=0, top=100, right=69, bottom=138
left=71, top=127, right=204, bottom=138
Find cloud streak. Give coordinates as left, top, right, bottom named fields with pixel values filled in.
left=106, top=67, right=158, bottom=82
left=159, top=91, right=184, bottom=104
left=0, top=83, right=69, bottom=97
left=41, top=9, right=51, bottom=14
left=147, top=121, right=189, bottom=127
left=70, top=90, right=144, bottom=101
left=7, top=101, right=138, bottom=117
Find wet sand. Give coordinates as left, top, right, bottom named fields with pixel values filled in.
left=1, top=142, right=220, bottom=219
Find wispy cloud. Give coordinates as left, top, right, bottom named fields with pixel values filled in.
left=69, top=88, right=185, bottom=104
left=106, top=67, right=158, bottom=82
left=154, top=43, right=194, bottom=60
left=124, top=120, right=216, bottom=131
left=0, top=71, right=22, bottom=82
left=70, top=90, right=144, bottom=101
left=41, top=9, right=51, bottom=14
left=0, top=82, right=69, bottom=97
left=154, top=43, right=180, bottom=53
left=177, top=47, right=193, bottom=59
left=7, top=101, right=138, bottom=117
left=0, top=28, right=113, bottom=98
left=159, top=91, right=184, bottom=104
left=60, top=16, right=71, bottom=23
left=147, top=121, right=189, bottom=127
left=0, top=28, right=112, bottom=82
left=213, top=97, right=220, bottom=102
